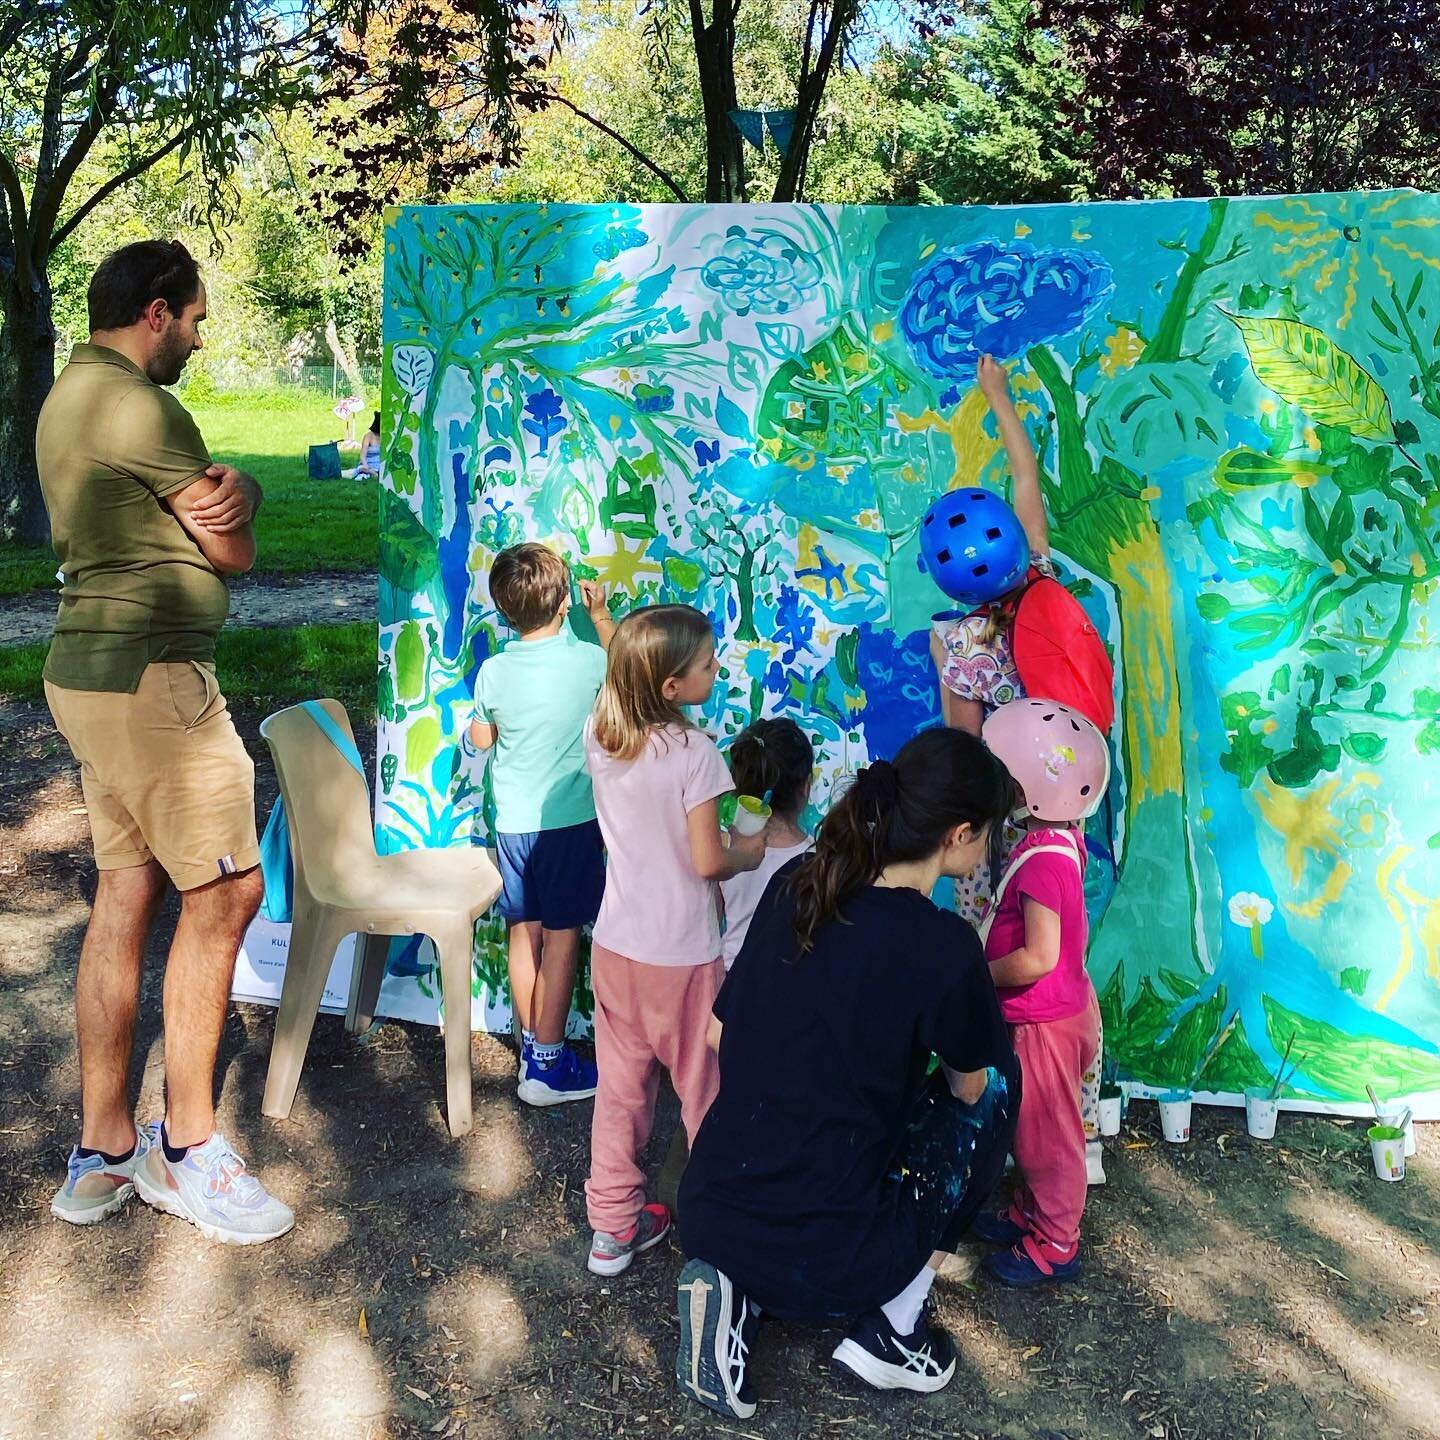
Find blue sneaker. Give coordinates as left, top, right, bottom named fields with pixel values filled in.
left=517, top=1043, right=598, bottom=1107
left=970, top=1209, right=1027, bottom=1246
left=133, top=1131, right=294, bottom=1245
left=50, top=1124, right=157, bottom=1226
left=985, top=1239, right=1082, bottom=1287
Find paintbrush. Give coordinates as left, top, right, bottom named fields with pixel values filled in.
left=1267, top=1032, right=1299, bottom=1101
left=1187, top=1013, right=1239, bottom=1092
left=1366, top=1083, right=1385, bottom=1120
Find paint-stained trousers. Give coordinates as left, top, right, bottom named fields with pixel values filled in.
left=585, top=944, right=722, bottom=1236
left=1007, top=985, right=1102, bottom=1262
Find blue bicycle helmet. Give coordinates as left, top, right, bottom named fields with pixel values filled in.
left=917, top=488, right=1031, bottom=606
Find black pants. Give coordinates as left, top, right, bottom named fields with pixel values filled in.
left=888, top=1058, right=1021, bottom=1266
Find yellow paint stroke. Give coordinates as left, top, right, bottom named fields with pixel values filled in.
left=1109, top=528, right=1182, bottom=803
left=1313, top=254, right=1340, bottom=293
left=1255, top=772, right=1377, bottom=885
left=1380, top=236, right=1440, bottom=273
left=896, top=387, right=999, bottom=489
left=1254, top=211, right=1324, bottom=238
left=1338, top=249, right=1361, bottom=329
left=1287, top=861, right=1352, bottom=920
left=1393, top=872, right=1440, bottom=983
left=1376, top=846, right=1415, bottom=1013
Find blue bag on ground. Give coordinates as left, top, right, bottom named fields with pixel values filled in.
left=259, top=701, right=368, bottom=922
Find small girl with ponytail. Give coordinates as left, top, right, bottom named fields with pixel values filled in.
left=582, top=605, right=765, bottom=1279
left=720, top=718, right=815, bottom=970
left=675, top=729, right=1020, bottom=1414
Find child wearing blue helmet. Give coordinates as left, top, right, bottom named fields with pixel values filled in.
left=925, top=355, right=1054, bottom=736
left=924, top=357, right=1107, bottom=1188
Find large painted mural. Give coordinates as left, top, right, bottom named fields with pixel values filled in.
left=372, top=194, right=1440, bottom=1110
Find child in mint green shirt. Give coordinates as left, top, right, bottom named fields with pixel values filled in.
left=469, top=543, right=614, bottom=1106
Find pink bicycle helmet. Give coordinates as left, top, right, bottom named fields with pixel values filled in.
left=982, top=697, right=1110, bottom=823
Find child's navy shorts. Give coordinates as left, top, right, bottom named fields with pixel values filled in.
left=495, top=819, right=606, bottom=929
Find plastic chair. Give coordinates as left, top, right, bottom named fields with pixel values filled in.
left=258, top=700, right=501, bottom=1137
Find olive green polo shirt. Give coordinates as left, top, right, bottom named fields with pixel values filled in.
left=37, top=344, right=229, bottom=692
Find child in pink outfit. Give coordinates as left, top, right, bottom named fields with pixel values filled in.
left=581, top=605, right=765, bottom=1277
left=975, top=696, right=1110, bottom=1287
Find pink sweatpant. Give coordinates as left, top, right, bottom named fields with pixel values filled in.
left=585, top=944, right=722, bottom=1235
left=1007, top=987, right=1101, bottom=1265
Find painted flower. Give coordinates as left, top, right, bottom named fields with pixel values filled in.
left=1228, top=892, right=1274, bottom=927
left=899, top=240, right=1114, bottom=380
left=701, top=226, right=824, bottom=317
left=1341, top=795, right=1388, bottom=850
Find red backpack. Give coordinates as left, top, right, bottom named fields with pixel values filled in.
left=1000, top=573, right=1115, bottom=734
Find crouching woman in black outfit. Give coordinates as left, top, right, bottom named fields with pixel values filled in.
left=675, top=727, right=1021, bottom=1418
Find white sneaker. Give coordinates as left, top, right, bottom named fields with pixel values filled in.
left=50, top=1124, right=157, bottom=1226
left=133, top=1131, right=294, bottom=1245
left=1086, top=1139, right=1107, bottom=1186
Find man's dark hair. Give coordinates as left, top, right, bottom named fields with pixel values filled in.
left=88, top=241, right=202, bottom=331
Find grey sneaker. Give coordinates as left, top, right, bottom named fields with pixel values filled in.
left=588, top=1202, right=671, bottom=1276
left=1086, top=1138, right=1107, bottom=1186
left=133, top=1131, right=294, bottom=1245
left=50, top=1124, right=156, bottom=1226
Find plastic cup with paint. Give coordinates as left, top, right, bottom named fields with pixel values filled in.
left=1157, top=1090, right=1192, bottom=1143
left=931, top=609, right=966, bottom=639
left=1369, top=1124, right=1406, bottom=1182
left=1380, top=1112, right=1417, bottom=1159
left=1098, top=1084, right=1123, bottom=1137
left=730, top=794, right=772, bottom=838
left=1244, top=1087, right=1279, bottom=1140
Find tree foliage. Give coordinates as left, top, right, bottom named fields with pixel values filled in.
left=877, top=0, right=1086, bottom=206
left=1038, top=0, right=1440, bottom=198
left=0, top=0, right=347, bottom=540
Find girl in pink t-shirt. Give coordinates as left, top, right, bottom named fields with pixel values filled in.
left=581, top=605, right=765, bottom=1278
left=972, top=698, right=1111, bottom=1287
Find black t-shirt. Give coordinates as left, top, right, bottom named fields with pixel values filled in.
left=678, top=859, right=1014, bottom=1322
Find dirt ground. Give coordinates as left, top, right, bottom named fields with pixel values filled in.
left=0, top=571, right=377, bottom=646
left=2, top=696, right=1439, bottom=1440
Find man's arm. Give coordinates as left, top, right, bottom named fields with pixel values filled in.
left=187, top=464, right=263, bottom=533
left=166, top=474, right=257, bottom=575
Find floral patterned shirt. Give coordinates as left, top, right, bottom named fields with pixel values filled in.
left=937, top=554, right=1056, bottom=715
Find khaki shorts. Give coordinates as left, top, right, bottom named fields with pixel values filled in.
left=45, top=661, right=259, bottom=891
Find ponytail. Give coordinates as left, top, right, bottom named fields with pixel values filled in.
left=789, top=727, right=1013, bottom=953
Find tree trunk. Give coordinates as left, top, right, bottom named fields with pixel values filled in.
left=0, top=270, right=56, bottom=546
left=692, top=7, right=744, bottom=203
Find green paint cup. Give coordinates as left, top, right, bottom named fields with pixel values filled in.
left=1369, top=1125, right=1406, bottom=1182
left=730, top=794, right=772, bottom=837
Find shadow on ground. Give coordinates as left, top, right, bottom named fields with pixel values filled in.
left=1, top=697, right=1438, bottom=1440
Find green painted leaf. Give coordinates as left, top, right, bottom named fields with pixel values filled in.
left=405, top=714, right=442, bottom=776
left=1215, top=448, right=1328, bottom=492
left=1340, top=731, right=1386, bottom=762
left=1195, top=591, right=1231, bottom=621
left=395, top=620, right=425, bottom=701
left=1227, top=313, right=1395, bottom=440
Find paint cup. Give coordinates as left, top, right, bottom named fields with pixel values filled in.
left=1369, top=1125, right=1406, bottom=1182
left=1244, top=1087, right=1279, bottom=1140
left=1157, top=1091, right=1192, bottom=1143
left=1098, top=1086, right=1123, bottom=1137
left=931, top=608, right=965, bottom=639
left=1380, top=1112, right=1417, bottom=1159
left=730, top=794, right=771, bottom=838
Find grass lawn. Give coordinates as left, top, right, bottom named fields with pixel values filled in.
left=0, top=390, right=378, bottom=596
left=0, top=622, right=376, bottom=714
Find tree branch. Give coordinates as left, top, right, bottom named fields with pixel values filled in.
left=49, top=128, right=191, bottom=251
left=522, top=88, right=690, bottom=201
left=0, top=149, right=33, bottom=292
left=29, top=69, right=122, bottom=255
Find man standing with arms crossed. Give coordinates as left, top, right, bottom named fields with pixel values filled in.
left=41, top=240, right=292, bottom=1244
